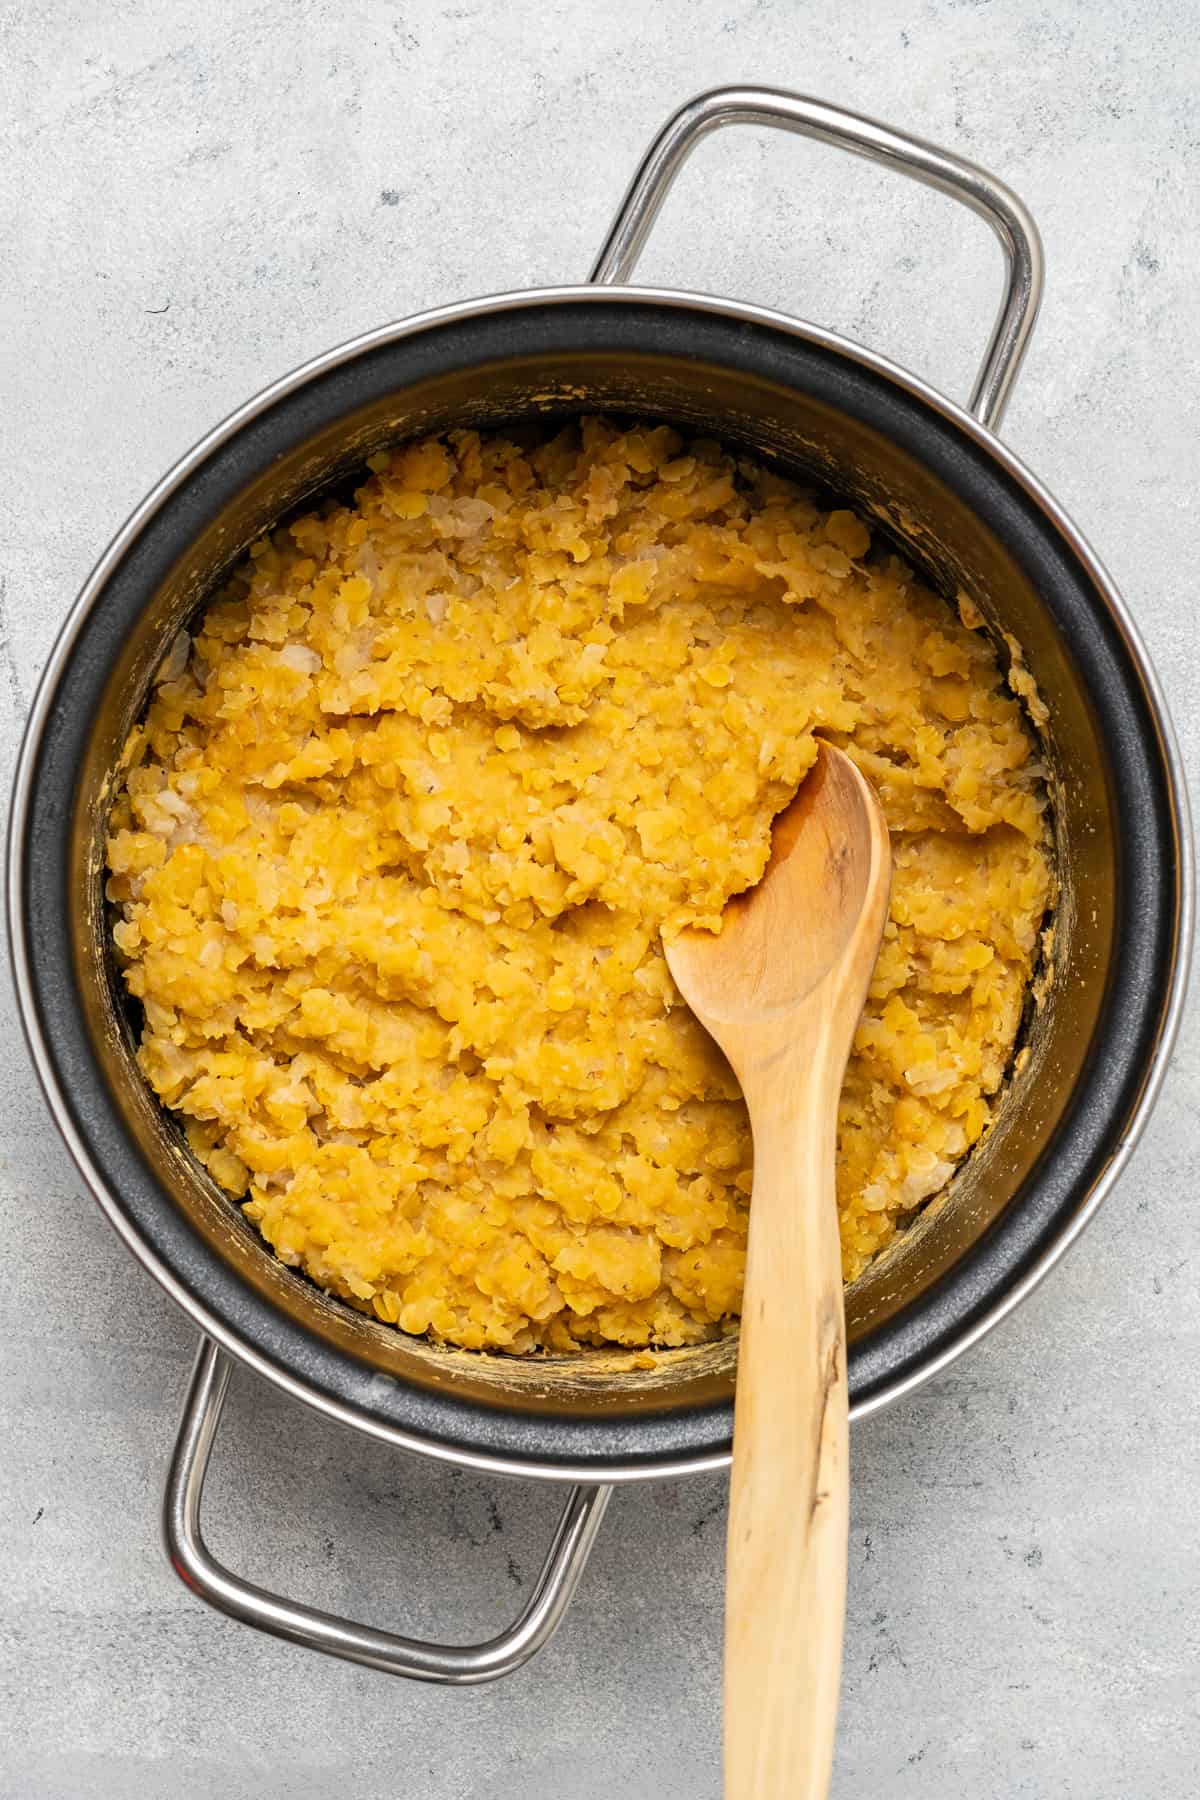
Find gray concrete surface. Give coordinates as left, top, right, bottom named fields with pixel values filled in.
left=2, top=2, right=1198, bottom=1795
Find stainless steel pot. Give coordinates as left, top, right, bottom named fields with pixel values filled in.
left=8, top=88, right=1192, bottom=1683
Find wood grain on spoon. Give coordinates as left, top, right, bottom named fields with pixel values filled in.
left=665, top=743, right=891, bottom=1800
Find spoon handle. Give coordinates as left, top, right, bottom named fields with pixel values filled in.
left=724, top=1036, right=849, bottom=1800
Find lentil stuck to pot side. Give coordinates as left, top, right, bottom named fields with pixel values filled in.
left=105, top=418, right=1053, bottom=1353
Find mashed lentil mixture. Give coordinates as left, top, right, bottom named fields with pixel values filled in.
left=106, top=419, right=1052, bottom=1353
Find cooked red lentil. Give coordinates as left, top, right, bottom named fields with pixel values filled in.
left=105, top=418, right=1052, bottom=1352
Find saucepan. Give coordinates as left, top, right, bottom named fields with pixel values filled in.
left=7, top=87, right=1190, bottom=1681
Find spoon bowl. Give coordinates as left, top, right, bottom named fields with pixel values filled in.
left=668, top=744, right=888, bottom=1035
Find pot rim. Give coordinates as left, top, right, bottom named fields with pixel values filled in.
left=8, top=282, right=1193, bottom=1484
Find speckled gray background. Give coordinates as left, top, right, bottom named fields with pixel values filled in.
left=2, top=2, right=1198, bottom=1795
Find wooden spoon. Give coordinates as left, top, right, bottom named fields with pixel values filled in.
left=665, top=743, right=891, bottom=1800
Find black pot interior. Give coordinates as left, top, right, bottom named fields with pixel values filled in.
left=19, top=297, right=1181, bottom=1473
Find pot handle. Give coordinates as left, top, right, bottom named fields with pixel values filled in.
left=589, top=85, right=1043, bottom=431
left=163, top=1337, right=612, bottom=1682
